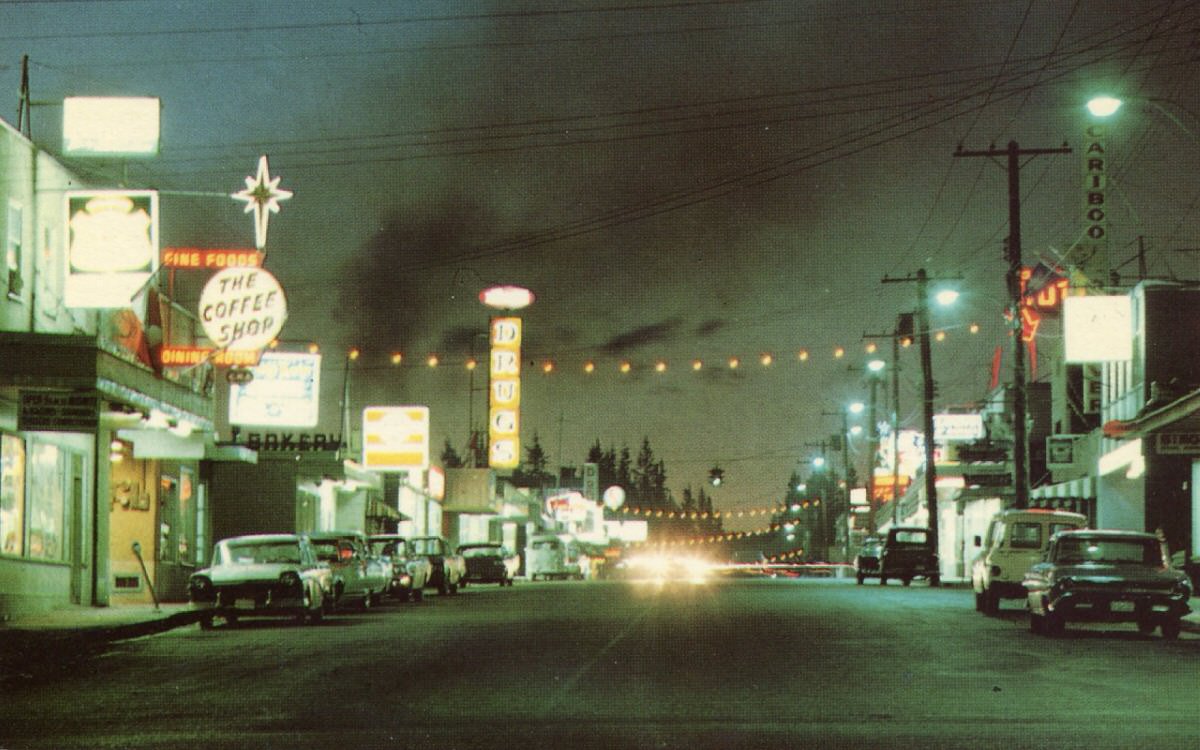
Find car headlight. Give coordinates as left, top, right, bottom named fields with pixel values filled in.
left=1172, top=579, right=1192, bottom=598
left=278, top=571, right=302, bottom=593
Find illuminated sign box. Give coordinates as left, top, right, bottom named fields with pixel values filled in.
left=64, top=190, right=158, bottom=308
left=1064, top=296, right=1132, bottom=362
left=63, top=97, right=160, bottom=156
left=363, top=406, right=430, bottom=471
left=228, top=352, right=321, bottom=427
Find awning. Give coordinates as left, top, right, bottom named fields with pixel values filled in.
left=368, top=497, right=405, bottom=521
left=1103, top=387, right=1200, bottom=439
left=1030, top=475, right=1095, bottom=500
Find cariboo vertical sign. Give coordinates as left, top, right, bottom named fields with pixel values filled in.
left=488, top=317, right=521, bottom=469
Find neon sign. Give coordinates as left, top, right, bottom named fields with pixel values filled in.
left=231, top=156, right=292, bottom=250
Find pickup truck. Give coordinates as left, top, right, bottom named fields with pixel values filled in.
left=409, top=536, right=466, bottom=595
left=878, top=526, right=940, bottom=586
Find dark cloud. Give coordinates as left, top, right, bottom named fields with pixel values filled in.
left=335, top=195, right=501, bottom=353
left=601, top=319, right=682, bottom=355
left=695, top=319, right=727, bottom=337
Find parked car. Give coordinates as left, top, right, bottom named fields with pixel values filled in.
left=409, top=536, right=465, bottom=594
left=971, top=508, right=1087, bottom=613
left=854, top=536, right=884, bottom=585
left=368, top=534, right=432, bottom=601
left=526, top=533, right=587, bottom=581
left=458, top=542, right=520, bottom=586
left=188, top=533, right=331, bottom=628
left=878, top=526, right=939, bottom=586
left=305, top=531, right=391, bottom=609
left=1024, top=529, right=1192, bottom=638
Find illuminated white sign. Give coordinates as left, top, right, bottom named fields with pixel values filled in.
left=228, top=352, right=321, bottom=427
left=934, top=413, right=985, bottom=442
left=489, top=317, right=522, bottom=469
left=63, top=97, right=160, bottom=156
left=64, top=191, right=158, bottom=308
left=603, top=485, right=626, bottom=510
left=1064, top=296, right=1132, bottom=362
left=198, top=267, right=287, bottom=351
left=479, top=285, right=535, bottom=310
left=362, top=406, right=430, bottom=471
left=231, top=155, right=293, bottom=250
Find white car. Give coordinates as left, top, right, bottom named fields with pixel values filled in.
left=189, top=534, right=332, bottom=628
left=971, top=508, right=1087, bottom=614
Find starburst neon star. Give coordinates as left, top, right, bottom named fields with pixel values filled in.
left=231, top=155, right=293, bottom=250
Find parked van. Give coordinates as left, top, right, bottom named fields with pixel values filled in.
left=526, top=534, right=586, bottom=581
left=971, top=508, right=1087, bottom=614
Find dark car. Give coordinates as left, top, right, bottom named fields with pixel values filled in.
left=459, top=543, right=520, bottom=586
left=854, top=536, right=884, bottom=584
left=1024, top=529, right=1192, bottom=638
left=879, top=526, right=940, bottom=586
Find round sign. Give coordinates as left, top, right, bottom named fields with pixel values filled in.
left=603, top=485, right=626, bottom=511
left=479, top=285, right=535, bottom=310
left=198, top=267, right=287, bottom=351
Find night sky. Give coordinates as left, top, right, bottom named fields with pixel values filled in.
left=5, top=1, right=1199, bottom=527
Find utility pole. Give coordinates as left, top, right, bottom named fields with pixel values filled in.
left=915, top=269, right=938, bottom=562
left=866, top=370, right=881, bottom=533
left=881, top=271, right=960, bottom=584
left=955, top=140, right=1071, bottom=509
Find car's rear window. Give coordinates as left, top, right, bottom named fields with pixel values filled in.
left=891, top=530, right=928, bottom=545
left=1055, top=538, right=1159, bottom=565
left=226, top=541, right=302, bottom=565
left=1009, top=522, right=1042, bottom=549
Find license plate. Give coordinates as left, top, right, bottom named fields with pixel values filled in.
left=234, top=598, right=257, bottom=610
left=1111, top=601, right=1135, bottom=613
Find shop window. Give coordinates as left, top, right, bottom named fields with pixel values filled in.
left=1, top=436, right=77, bottom=563
left=194, top=482, right=208, bottom=566
left=1, top=434, right=26, bottom=556
left=6, top=200, right=23, bottom=299
left=28, top=442, right=68, bottom=561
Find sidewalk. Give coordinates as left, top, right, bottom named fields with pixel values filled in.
left=0, top=603, right=201, bottom=680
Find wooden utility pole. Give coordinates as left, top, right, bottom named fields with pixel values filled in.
left=954, top=141, right=1071, bottom=509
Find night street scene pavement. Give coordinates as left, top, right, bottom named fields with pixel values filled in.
left=5, top=2, right=1200, bottom=749
left=3, top=578, right=1200, bottom=750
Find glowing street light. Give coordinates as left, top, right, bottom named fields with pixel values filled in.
left=1086, top=95, right=1123, bottom=118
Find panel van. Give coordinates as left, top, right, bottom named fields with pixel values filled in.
left=971, top=508, right=1088, bottom=614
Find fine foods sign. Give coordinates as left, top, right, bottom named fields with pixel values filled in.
left=198, top=267, right=286, bottom=351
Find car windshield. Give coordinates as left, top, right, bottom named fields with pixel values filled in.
left=1055, top=538, right=1160, bottom=566
left=223, top=541, right=302, bottom=565
left=309, top=540, right=342, bottom=563
left=461, top=546, right=502, bottom=558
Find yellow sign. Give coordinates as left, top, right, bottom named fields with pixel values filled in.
left=362, top=406, right=430, bottom=471
left=488, top=317, right=521, bottom=469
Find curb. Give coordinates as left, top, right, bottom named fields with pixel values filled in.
left=0, top=610, right=203, bottom=680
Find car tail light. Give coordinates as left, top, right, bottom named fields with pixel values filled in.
left=278, top=571, right=302, bottom=593
left=188, top=575, right=216, bottom=602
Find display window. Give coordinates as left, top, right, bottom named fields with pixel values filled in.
left=1, top=434, right=76, bottom=563
left=1, top=434, right=26, bottom=556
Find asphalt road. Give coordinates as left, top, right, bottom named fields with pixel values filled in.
left=1, top=578, right=1198, bottom=750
